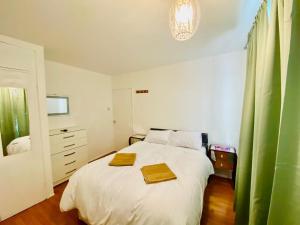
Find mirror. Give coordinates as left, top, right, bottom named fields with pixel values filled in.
left=0, top=87, right=30, bottom=157
left=47, top=96, right=69, bottom=116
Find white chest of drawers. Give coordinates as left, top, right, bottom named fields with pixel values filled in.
left=49, top=127, right=88, bottom=186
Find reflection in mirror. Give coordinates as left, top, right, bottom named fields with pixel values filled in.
left=0, top=87, right=30, bottom=157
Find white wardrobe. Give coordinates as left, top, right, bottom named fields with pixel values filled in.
left=0, top=35, right=53, bottom=221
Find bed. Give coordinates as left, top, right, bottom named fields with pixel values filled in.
left=60, top=130, right=214, bottom=225
left=6, top=136, right=31, bottom=155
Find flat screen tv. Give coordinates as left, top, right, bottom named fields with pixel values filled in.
left=47, top=96, right=69, bottom=115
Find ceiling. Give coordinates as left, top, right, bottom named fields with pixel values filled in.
left=0, top=0, right=260, bottom=75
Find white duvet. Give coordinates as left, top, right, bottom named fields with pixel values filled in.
left=60, top=142, right=214, bottom=225
left=7, top=136, right=31, bottom=155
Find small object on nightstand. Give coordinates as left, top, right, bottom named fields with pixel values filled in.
left=209, top=144, right=237, bottom=187
left=129, top=134, right=146, bottom=145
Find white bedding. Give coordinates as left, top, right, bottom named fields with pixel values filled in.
left=7, top=136, right=31, bottom=155
left=60, top=142, right=214, bottom=225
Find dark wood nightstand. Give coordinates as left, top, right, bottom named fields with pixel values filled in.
left=129, top=134, right=146, bottom=145
left=209, top=144, right=237, bottom=187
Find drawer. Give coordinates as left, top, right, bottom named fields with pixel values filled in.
left=61, top=130, right=86, bottom=141
left=50, top=130, right=86, bottom=145
left=50, top=137, right=87, bottom=155
left=214, top=160, right=233, bottom=170
left=64, top=156, right=87, bottom=177
left=49, top=127, right=83, bottom=136
left=51, top=146, right=88, bottom=183
left=215, top=151, right=229, bottom=160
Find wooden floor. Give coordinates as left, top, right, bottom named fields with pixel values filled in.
left=201, top=176, right=236, bottom=225
left=0, top=176, right=235, bottom=225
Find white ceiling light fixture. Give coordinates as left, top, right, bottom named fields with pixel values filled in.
left=169, top=0, right=201, bottom=41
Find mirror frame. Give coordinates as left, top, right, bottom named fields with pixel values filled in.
left=47, top=96, right=70, bottom=116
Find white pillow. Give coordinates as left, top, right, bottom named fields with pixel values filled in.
left=144, top=130, right=172, bottom=145
left=168, top=131, right=203, bottom=150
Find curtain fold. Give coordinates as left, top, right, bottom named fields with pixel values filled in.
left=0, top=88, right=29, bottom=156
left=234, top=26, right=257, bottom=225
left=248, top=0, right=281, bottom=224
left=235, top=0, right=299, bottom=224
left=235, top=1, right=281, bottom=224
left=267, top=0, right=300, bottom=224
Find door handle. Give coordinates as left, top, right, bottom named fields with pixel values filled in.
left=113, top=120, right=116, bottom=124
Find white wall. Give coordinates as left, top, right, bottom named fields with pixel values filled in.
left=113, top=51, right=246, bottom=149
left=45, top=61, right=114, bottom=161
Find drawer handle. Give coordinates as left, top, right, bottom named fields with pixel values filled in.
left=64, top=152, right=75, bottom=157
left=63, top=135, right=75, bottom=139
left=65, top=160, right=76, bottom=166
left=220, top=163, right=223, bottom=167
left=64, top=144, right=75, bottom=148
left=65, top=169, right=76, bottom=175
left=221, top=154, right=224, bottom=158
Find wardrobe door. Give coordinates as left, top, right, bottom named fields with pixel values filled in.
left=0, top=36, right=52, bottom=221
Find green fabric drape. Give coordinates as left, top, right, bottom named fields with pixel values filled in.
left=0, top=88, right=29, bottom=156
left=267, top=0, right=300, bottom=224
left=235, top=1, right=281, bottom=224
left=249, top=0, right=282, bottom=224
left=235, top=0, right=300, bottom=224
left=234, top=25, right=257, bottom=224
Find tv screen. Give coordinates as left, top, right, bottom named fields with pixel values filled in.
left=47, top=96, right=69, bottom=115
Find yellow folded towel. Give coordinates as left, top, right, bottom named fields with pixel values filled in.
left=109, top=153, right=136, bottom=166
left=141, top=163, right=177, bottom=184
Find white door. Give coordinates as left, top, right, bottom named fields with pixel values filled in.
left=0, top=36, right=52, bottom=221
left=113, top=89, right=133, bottom=150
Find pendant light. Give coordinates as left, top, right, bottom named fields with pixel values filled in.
left=169, top=0, right=200, bottom=41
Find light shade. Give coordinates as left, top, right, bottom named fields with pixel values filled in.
left=169, top=0, right=200, bottom=41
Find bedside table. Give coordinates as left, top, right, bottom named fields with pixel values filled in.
left=129, top=134, right=146, bottom=145
left=209, top=144, right=237, bottom=186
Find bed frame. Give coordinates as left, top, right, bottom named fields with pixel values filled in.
left=150, top=128, right=209, bottom=156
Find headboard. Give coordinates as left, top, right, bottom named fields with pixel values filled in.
left=150, top=128, right=209, bottom=155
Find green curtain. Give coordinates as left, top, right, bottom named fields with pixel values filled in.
left=249, top=0, right=282, bottom=224
left=0, top=88, right=29, bottom=156
left=235, top=0, right=300, bottom=224
left=267, top=0, right=300, bottom=224
left=234, top=24, right=257, bottom=224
